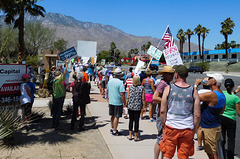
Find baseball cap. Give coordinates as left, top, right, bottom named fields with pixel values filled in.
left=173, top=65, right=188, bottom=78
left=22, top=74, right=30, bottom=79
left=206, top=73, right=224, bottom=85
left=224, top=78, right=234, bottom=87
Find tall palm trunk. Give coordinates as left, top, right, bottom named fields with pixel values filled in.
left=202, top=37, right=205, bottom=62
left=18, top=8, right=24, bottom=63
left=225, top=35, right=228, bottom=61
left=188, top=36, right=191, bottom=62
left=198, top=34, right=201, bottom=61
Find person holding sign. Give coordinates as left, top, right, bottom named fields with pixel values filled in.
left=52, top=60, right=69, bottom=130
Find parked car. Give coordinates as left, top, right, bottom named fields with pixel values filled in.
left=188, top=66, right=204, bottom=74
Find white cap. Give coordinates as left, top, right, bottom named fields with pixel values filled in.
left=206, top=73, right=224, bottom=85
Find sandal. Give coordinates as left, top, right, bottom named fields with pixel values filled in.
left=134, top=138, right=141, bottom=142
left=127, top=137, right=133, bottom=140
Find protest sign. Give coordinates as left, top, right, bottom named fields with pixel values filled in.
left=135, top=60, right=145, bottom=74
left=147, top=45, right=163, bottom=60
left=163, top=45, right=183, bottom=66
left=0, top=64, right=26, bottom=107
left=58, top=47, right=78, bottom=61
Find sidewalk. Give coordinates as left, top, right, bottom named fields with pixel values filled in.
left=87, top=83, right=209, bottom=159
left=33, top=82, right=239, bottom=159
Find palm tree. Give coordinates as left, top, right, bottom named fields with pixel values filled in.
left=176, top=29, right=186, bottom=56
left=185, top=28, right=194, bottom=62
left=194, top=24, right=203, bottom=61
left=141, top=44, right=146, bottom=55
left=110, top=42, right=116, bottom=62
left=220, top=17, right=235, bottom=61
left=201, top=27, right=210, bottom=62
left=1, top=0, right=45, bottom=63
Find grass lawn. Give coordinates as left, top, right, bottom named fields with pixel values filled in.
left=184, top=61, right=240, bottom=72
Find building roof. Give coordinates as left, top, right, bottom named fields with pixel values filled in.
left=183, top=48, right=240, bottom=56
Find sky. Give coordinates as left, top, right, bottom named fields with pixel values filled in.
left=36, top=0, right=240, bottom=50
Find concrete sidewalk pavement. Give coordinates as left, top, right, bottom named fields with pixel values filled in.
left=33, top=82, right=239, bottom=159
left=87, top=83, right=209, bottom=159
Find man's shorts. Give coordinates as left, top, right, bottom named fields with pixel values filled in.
left=109, top=105, right=123, bottom=118
left=201, top=126, right=221, bottom=154
left=160, top=125, right=194, bottom=159
left=102, top=80, right=106, bottom=88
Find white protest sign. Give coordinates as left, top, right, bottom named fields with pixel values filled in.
left=147, top=45, right=163, bottom=60
left=135, top=60, right=145, bottom=74
left=163, top=45, right=183, bottom=66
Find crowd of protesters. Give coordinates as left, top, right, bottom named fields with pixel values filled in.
left=19, top=60, right=240, bottom=159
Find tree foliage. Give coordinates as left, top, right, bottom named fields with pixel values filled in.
left=53, top=38, right=68, bottom=52
left=194, top=24, right=203, bottom=60
left=25, top=21, right=56, bottom=56
left=185, top=28, right=194, bottom=61
left=176, top=29, right=186, bottom=54
left=1, top=0, right=45, bottom=63
left=201, top=27, right=210, bottom=62
left=220, top=17, right=235, bottom=61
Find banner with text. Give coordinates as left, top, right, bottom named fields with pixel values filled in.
left=163, top=45, right=183, bottom=66
left=147, top=45, right=163, bottom=60
left=0, top=64, right=26, bottom=107
left=58, top=47, right=78, bottom=61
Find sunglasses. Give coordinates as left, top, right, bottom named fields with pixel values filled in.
left=208, top=77, right=213, bottom=80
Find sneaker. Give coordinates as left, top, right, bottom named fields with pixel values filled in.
left=197, top=146, right=204, bottom=151
left=112, top=130, right=121, bottom=136
left=110, top=129, right=114, bottom=134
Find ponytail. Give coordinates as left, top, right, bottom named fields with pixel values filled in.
left=226, top=86, right=232, bottom=95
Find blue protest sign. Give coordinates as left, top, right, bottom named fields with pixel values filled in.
left=58, top=47, right=78, bottom=61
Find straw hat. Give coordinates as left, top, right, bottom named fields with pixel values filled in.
left=54, top=71, right=62, bottom=80
left=158, top=65, right=174, bottom=75
left=132, top=75, right=140, bottom=86
left=112, top=67, right=123, bottom=75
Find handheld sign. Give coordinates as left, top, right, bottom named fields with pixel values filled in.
left=0, top=64, right=26, bottom=107
left=147, top=45, right=163, bottom=60
left=163, top=45, right=183, bottom=66
left=58, top=47, right=78, bottom=61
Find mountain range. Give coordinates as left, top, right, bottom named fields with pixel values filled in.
left=0, top=12, right=200, bottom=54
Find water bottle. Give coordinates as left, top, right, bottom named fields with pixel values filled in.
left=202, top=79, right=208, bottom=84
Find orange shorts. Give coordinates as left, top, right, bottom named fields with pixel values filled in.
left=160, top=125, right=195, bottom=159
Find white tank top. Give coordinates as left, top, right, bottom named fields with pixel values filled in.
left=20, top=83, right=31, bottom=105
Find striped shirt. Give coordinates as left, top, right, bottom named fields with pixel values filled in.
left=125, top=78, right=133, bottom=93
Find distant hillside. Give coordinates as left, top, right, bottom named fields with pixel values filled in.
left=0, top=12, right=200, bottom=53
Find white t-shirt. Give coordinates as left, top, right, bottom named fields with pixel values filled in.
left=20, top=83, right=31, bottom=105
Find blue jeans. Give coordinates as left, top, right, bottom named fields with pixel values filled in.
left=52, top=96, right=65, bottom=127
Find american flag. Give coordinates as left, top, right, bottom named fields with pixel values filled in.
left=162, top=26, right=175, bottom=49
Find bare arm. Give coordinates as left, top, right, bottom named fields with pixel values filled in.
left=160, top=85, right=170, bottom=127
left=142, top=88, right=146, bottom=108
left=150, top=79, right=156, bottom=92
left=25, top=85, right=32, bottom=102
left=120, top=92, right=126, bottom=106
left=236, top=102, right=240, bottom=117
left=126, top=89, right=130, bottom=106
left=63, top=60, right=69, bottom=78
left=193, top=88, right=201, bottom=133
left=153, top=91, right=162, bottom=103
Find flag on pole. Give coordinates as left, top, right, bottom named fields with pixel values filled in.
left=162, top=26, right=175, bottom=49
